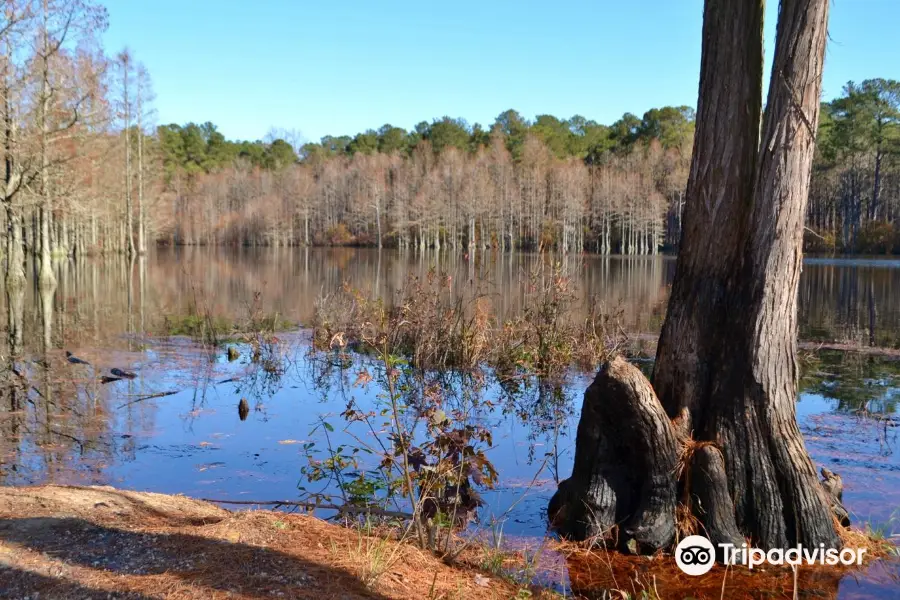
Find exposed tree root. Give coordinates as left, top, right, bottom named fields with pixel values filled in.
left=820, top=467, right=850, bottom=527
left=548, top=357, right=851, bottom=557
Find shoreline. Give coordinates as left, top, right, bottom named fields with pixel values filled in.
left=1, top=485, right=895, bottom=599
left=0, top=484, right=534, bottom=600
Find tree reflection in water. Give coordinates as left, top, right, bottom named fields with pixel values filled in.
left=0, top=250, right=897, bottom=596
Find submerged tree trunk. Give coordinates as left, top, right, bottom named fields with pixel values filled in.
left=551, top=0, right=842, bottom=553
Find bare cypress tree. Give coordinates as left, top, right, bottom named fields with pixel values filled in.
left=2, top=1, right=30, bottom=361
left=36, top=0, right=54, bottom=286
left=117, top=48, right=134, bottom=258
left=2, top=2, right=29, bottom=291
left=135, top=62, right=152, bottom=255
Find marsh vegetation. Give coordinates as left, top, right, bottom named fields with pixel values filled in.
left=0, top=249, right=898, bottom=598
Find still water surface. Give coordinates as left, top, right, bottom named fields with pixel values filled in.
left=1, top=248, right=898, bottom=597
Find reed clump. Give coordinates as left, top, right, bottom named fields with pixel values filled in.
left=312, top=261, right=625, bottom=383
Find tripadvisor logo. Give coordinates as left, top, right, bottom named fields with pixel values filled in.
left=674, top=535, right=867, bottom=576
left=675, top=535, right=716, bottom=575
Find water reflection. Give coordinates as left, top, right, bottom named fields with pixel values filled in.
left=0, top=250, right=899, bottom=598
left=2, top=249, right=899, bottom=355
left=800, top=260, right=900, bottom=347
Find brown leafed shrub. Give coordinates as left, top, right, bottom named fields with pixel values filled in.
left=312, top=262, right=624, bottom=381
left=856, top=221, right=896, bottom=254
left=317, top=223, right=356, bottom=246
left=803, top=227, right=838, bottom=254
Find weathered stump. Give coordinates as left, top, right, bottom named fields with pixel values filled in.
left=548, top=357, right=679, bottom=552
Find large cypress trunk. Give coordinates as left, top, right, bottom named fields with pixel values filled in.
left=550, top=0, right=841, bottom=552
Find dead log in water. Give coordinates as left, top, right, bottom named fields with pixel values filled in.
left=821, top=467, right=850, bottom=527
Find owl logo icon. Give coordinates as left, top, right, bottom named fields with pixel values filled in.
left=675, top=535, right=716, bottom=575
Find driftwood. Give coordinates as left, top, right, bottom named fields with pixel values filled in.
left=549, top=357, right=852, bottom=555
left=198, top=497, right=412, bottom=520
left=117, top=390, right=179, bottom=409
left=820, top=467, right=850, bottom=526
left=111, top=368, right=137, bottom=379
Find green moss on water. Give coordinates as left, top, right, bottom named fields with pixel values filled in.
left=160, top=312, right=297, bottom=345
left=163, top=314, right=233, bottom=338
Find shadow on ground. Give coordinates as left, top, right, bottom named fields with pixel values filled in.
left=0, top=565, right=157, bottom=599
left=0, top=516, right=390, bottom=599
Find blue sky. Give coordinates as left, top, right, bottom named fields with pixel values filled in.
left=103, top=0, right=899, bottom=144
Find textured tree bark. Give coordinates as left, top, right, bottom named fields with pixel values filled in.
left=548, top=357, right=679, bottom=551
left=552, top=0, right=842, bottom=554
left=656, top=0, right=839, bottom=551
left=689, top=445, right=744, bottom=551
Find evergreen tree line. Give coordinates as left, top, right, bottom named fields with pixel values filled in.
left=809, top=79, right=900, bottom=253
left=156, top=82, right=900, bottom=254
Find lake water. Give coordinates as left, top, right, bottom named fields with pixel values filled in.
left=1, top=248, right=898, bottom=598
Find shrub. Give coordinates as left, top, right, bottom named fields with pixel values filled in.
left=319, top=223, right=356, bottom=246
left=857, top=221, right=895, bottom=254
left=803, top=227, right=837, bottom=254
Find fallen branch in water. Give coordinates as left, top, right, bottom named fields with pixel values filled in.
left=117, top=390, right=180, bottom=409
left=198, top=497, right=413, bottom=519
left=798, top=341, right=900, bottom=357
left=630, top=333, right=900, bottom=358
left=115, top=377, right=241, bottom=410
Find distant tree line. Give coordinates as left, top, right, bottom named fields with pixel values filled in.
left=160, top=108, right=695, bottom=253
left=0, top=0, right=896, bottom=269
left=154, top=81, right=899, bottom=254
left=808, top=79, right=900, bottom=254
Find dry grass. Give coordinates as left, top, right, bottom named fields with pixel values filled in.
left=328, top=523, right=405, bottom=589
left=839, top=516, right=898, bottom=558
left=312, top=264, right=622, bottom=379
left=0, top=485, right=525, bottom=599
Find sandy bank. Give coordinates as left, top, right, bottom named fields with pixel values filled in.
left=0, top=485, right=526, bottom=599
